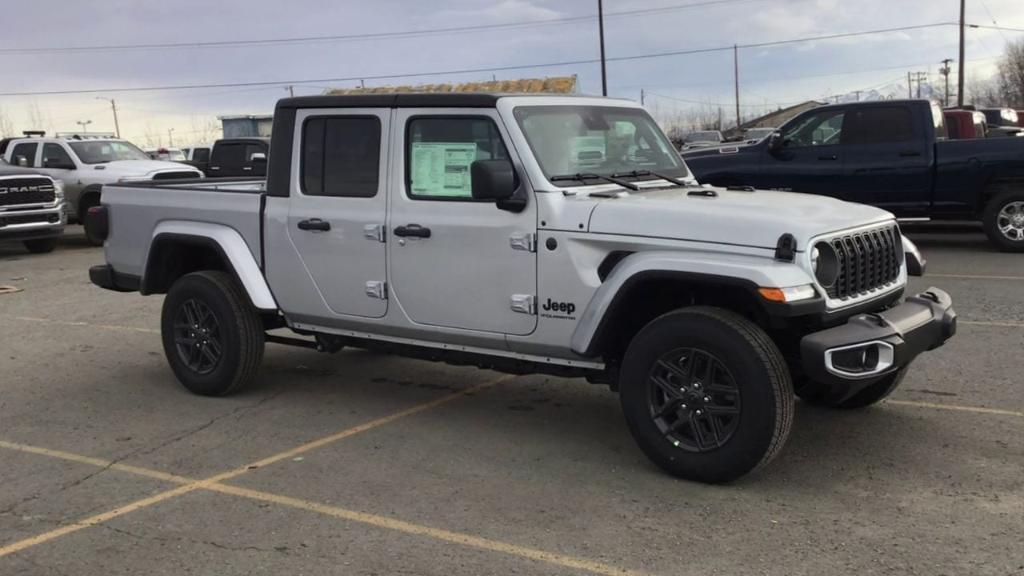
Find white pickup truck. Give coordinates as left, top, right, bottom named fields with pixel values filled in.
left=89, top=94, right=956, bottom=483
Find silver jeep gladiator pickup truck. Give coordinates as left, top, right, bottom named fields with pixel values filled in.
left=89, top=94, right=956, bottom=483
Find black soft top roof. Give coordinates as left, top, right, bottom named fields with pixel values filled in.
left=276, top=93, right=509, bottom=110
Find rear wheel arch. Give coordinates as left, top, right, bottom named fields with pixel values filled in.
left=142, top=234, right=233, bottom=295
left=77, top=185, right=103, bottom=222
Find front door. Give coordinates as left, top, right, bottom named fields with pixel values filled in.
left=388, top=110, right=538, bottom=336
left=756, top=107, right=845, bottom=197
left=283, top=108, right=390, bottom=319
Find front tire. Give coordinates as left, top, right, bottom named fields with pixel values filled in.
left=161, top=271, right=264, bottom=396
left=618, top=307, right=794, bottom=483
left=982, top=191, right=1024, bottom=252
left=23, top=238, right=58, bottom=253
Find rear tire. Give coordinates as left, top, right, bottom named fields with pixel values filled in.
left=795, top=368, right=907, bottom=410
left=78, top=193, right=104, bottom=246
left=161, top=271, right=264, bottom=396
left=618, top=307, right=794, bottom=483
left=982, top=191, right=1024, bottom=252
left=23, top=238, right=58, bottom=254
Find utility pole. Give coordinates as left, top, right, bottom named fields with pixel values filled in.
left=598, top=0, right=608, bottom=96
left=640, top=89, right=645, bottom=106
left=940, top=59, right=953, bottom=107
left=168, top=128, right=175, bottom=147
left=733, top=44, right=741, bottom=129
left=853, top=90, right=862, bottom=102
left=958, top=0, right=966, bottom=107
left=95, top=97, right=120, bottom=138
left=908, top=71, right=913, bottom=98
left=288, top=85, right=295, bottom=98
left=76, top=120, right=92, bottom=135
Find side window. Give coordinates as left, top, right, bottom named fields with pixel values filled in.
left=782, top=111, right=845, bottom=148
left=406, top=117, right=509, bottom=200
left=10, top=142, right=38, bottom=167
left=212, top=143, right=244, bottom=167
left=301, top=116, right=381, bottom=198
left=842, top=107, right=915, bottom=145
left=194, top=147, right=210, bottom=163
left=42, top=143, right=74, bottom=168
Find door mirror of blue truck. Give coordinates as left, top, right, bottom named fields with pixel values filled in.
left=767, top=132, right=784, bottom=152
left=471, top=159, right=516, bottom=201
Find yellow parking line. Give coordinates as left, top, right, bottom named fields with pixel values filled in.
left=0, top=377, right=505, bottom=560
left=0, top=440, right=191, bottom=485
left=959, top=320, right=1024, bottom=328
left=886, top=399, right=1024, bottom=417
left=208, top=482, right=647, bottom=576
left=927, top=273, right=1024, bottom=281
left=5, top=315, right=159, bottom=334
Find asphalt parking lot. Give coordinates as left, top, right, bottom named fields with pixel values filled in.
left=0, top=225, right=1021, bottom=576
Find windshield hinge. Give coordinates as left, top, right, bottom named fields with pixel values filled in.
left=365, top=281, right=387, bottom=300
left=510, top=232, right=536, bottom=253
left=363, top=224, right=386, bottom=243
left=510, top=294, right=536, bottom=315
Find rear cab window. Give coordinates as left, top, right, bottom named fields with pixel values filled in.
left=841, top=107, right=915, bottom=145
left=301, top=116, right=381, bottom=197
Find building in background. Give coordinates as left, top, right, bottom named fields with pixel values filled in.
left=219, top=115, right=273, bottom=138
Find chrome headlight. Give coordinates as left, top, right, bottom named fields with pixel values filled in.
left=53, top=179, right=65, bottom=200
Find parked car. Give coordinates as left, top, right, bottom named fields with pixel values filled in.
left=89, top=93, right=955, bottom=484
left=204, top=138, right=270, bottom=177
left=944, top=110, right=988, bottom=139
left=145, top=147, right=187, bottom=162
left=1, top=134, right=203, bottom=234
left=979, top=108, right=1022, bottom=138
left=0, top=161, right=66, bottom=253
left=181, top=145, right=213, bottom=173
left=681, top=130, right=724, bottom=149
left=682, top=99, right=1024, bottom=251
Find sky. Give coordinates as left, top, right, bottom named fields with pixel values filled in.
left=0, top=0, right=1021, bottom=145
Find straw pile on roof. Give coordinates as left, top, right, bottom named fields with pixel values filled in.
left=326, top=76, right=578, bottom=95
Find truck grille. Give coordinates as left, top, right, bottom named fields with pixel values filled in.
left=152, top=171, right=199, bottom=180
left=0, top=177, right=56, bottom=207
left=826, top=225, right=902, bottom=301
left=0, top=212, right=60, bottom=227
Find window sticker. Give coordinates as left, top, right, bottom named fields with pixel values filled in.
left=411, top=142, right=478, bottom=197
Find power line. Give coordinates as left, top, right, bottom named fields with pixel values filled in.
left=0, top=22, right=959, bottom=98
left=0, top=0, right=761, bottom=55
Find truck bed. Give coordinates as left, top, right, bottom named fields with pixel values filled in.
left=102, top=179, right=265, bottom=279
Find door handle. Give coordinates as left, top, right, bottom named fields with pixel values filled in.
left=242, top=166, right=253, bottom=171
left=817, top=154, right=838, bottom=161
left=899, top=150, right=922, bottom=157
left=393, top=224, right=431, bottom=238
left=297, top=218, right=331, bottom=232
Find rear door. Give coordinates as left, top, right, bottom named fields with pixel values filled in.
left=755, top=108, right=845, bottom=196
left=838, top=105, right=932, bottom=216
left=388, top=109, right=537, bottom=336
left=280, top=109, right=390, bottom=319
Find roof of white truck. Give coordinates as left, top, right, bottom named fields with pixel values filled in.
left=276, top=93, right=632, bottom=110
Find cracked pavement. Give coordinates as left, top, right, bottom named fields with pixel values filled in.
left=0, top=225, right=1022, bottom=576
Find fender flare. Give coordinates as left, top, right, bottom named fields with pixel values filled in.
left=143, top=221, right=278, bottom=311
left=570, top=250, right=817, bottom=356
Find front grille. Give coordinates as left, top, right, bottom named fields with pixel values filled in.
left=0, top=212, right=60, bottom=227
left=0, top=177, right=56, bottom=207
left=152, top=171, right=199, bottom=181
left=827, top=225, right=902, bottom=301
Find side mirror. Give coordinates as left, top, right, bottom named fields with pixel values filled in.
left=766, top=132, right=784, bottom=152
left=471, top=159, right=515, bottom=201
left=43, top=157, right=74, bottom=170
left=15, top=155, right=28, bottom=167
left=249, top=152, right=267, bottom=163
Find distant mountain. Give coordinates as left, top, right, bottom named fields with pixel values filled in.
left=832, top=81, right=943, bottom=103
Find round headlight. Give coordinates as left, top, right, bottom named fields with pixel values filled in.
left=812, top=241, right=840, bottom=288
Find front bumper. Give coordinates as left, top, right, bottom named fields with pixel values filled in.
left=800, top=287, right=956, bottom=396
left=0, top=204, right=66, bottom=242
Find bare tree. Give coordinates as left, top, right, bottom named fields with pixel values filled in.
left=967, top=74, right=1002, bottom=107
left=995, top=38, right=1024, bottom=108
left=26, top=100, right=54, bottom=134
left=0, top=106, right=14, bottom=138
left=188, top=116, right=222, bottom=144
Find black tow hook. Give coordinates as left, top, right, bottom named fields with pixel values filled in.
left=920, top=291, right=941, bottom=303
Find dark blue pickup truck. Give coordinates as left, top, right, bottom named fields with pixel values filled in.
left=683, top=99, right=1024, bottom=251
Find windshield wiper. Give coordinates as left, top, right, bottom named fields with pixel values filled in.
left=550, top=173, right=639, bottom=191
left=610, top=169, right=688, bottom=187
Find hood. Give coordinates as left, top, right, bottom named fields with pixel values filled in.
left=90, top=160, right=201, bottom=177
left=587, top=187, right=895, bottom=251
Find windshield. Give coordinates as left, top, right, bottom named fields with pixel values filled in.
left=688, top=131, right=722, bottom=142
left=69, top=140, right=150, bottom=164
left=514, top=106, right=688, bottom=185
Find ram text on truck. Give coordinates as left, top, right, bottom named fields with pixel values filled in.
left=682, top=99, right=1024, bottom=251
left=89, top=94, right=956, bottom=483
